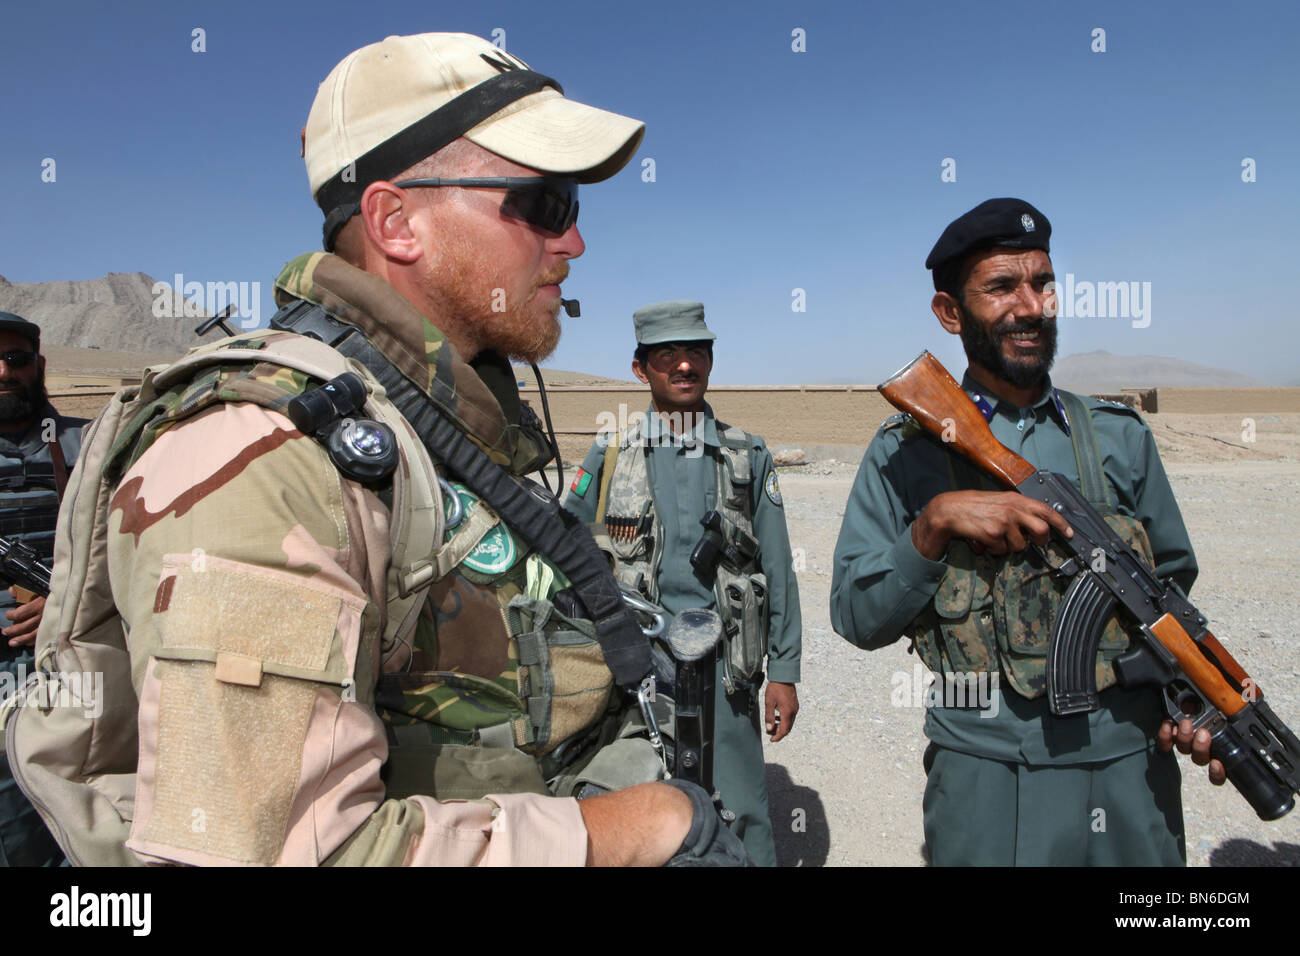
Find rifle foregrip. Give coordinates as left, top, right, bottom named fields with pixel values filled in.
left=878, top=353, right=1036, bottom=488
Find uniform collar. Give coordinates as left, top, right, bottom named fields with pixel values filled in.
left=641, top=401, right=719, bottom=446
left=960, top=371, right=1072, bottom=436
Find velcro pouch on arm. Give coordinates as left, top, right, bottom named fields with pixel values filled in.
left=127, top=554, right=366, bottom=866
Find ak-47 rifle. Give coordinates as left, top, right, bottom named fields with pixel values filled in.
left=879, top=351, right=1300, bottom=820
left=0, top=535, right=52, bottom=602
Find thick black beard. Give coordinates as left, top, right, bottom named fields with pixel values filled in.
left=959, top=312, right=1058, bottom=390
left=0, top=371, right=46, bottom=427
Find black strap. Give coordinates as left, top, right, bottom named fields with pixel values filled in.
left=48, top=436, right=69, bottom=500
left=271, top=301, right=650, bottom=688
left=315, top=70, right=561, bottom=250
left=1056, top=391, right=1114, bottom=510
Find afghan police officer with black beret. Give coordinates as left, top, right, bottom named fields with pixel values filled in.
left=830, top=198, right=1220, bottom=865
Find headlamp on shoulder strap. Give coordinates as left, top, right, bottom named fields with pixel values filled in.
left=286, top=372, right=399, bottom=484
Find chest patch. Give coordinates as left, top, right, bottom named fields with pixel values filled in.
left=765, top=470, right=783, bottom=507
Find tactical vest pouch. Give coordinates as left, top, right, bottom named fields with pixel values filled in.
left=550, top=695, right=673, bottom=797
left=993, top=512, right=1153, bottom=699
left=906, top=541, right=998, bottom=679
left=508, top=594, right=615, bottom=757
left=709, top=503, right=765, bottom=691
left=382, top=739, right=550, bottom=802
left=908, top=513, right=1155, bottom=700
left=718, top=570, right=768, bottom=691
left=606, top=496, right=658, bottom=594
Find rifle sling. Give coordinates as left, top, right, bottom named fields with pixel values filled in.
left=270, top=301, right=650, bottom=689
left=944, top=389, right=1113, bottom=511
left=48, top=437, right=69, bottom=500
left=1055, top=390, right=1113, bottom=510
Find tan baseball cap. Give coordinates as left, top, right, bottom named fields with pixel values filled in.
left=306, top=33, right=645, bottom=248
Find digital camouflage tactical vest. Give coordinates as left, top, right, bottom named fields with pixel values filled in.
left=0, top=438, right=67, bottom=555
left=903, top=391, right=1155, bottom=700
left=597, top=413, right=768, bottom=692
left=0, top=413, right=83, bottom=602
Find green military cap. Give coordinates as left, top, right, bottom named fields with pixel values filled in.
left=632, top=300, right=716, bottom=345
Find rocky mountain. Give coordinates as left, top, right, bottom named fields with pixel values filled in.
left=0, top=272, right=215, bottom=355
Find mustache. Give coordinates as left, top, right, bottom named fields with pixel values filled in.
left=993, top=319, right=1047, bottom=338
left=537, top=263, right=571, bottom=287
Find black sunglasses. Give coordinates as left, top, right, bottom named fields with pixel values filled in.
left=0, top=350, right=36, bottom=368
left=392, top=176, right=579, bottom=235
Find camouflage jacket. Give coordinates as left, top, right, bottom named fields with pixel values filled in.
left=106, top=253, right=590, bottom=865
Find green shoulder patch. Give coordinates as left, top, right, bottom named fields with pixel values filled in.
left=448, top=484, right=521, bottom=576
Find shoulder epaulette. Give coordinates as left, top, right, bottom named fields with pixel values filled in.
left=714, top=420, right=755, bottom=450
left=1087, top=396, right=1144, bottom=418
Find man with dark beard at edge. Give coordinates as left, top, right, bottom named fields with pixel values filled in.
left=830, top=199, right=1223, bottom=865
left=0, top=312, right=84, bottom=866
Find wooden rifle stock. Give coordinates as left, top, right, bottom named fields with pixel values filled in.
left=878, top=353, right=1037, bottom=489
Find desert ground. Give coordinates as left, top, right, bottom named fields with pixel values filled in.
left=43, top=347, right=1300, bottom=866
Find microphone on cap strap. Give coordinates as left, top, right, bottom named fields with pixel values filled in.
left=561, top=299, right=581, bottom=318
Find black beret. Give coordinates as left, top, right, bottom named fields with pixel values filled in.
left=925, top=198, right=1051, bottom=282
left=0, top=312, right=40, bottom=349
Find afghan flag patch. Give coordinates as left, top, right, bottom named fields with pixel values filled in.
left=571, top=467, right=592, bottom=497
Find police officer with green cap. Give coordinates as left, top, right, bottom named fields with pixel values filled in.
left=564, top=300, right=802, bottom=866
left=830, top=198, right=1219, bottom=865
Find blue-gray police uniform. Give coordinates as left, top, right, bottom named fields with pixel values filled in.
left=564, top=405, right=802, bottom=867
left=830, top=374, right=1197, bottom=866
left=0, top=405, right=85, bottom=867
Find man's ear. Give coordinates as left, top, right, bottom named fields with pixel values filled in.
left=932, top=292, right=964, bottom=336
left=37, top=354, right=46, bottom=375
left=359, top=181, right=423, bottom=264
left=631, top=358, right=650, bottom=385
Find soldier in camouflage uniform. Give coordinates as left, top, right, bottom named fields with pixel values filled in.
left=0, top=313, right=83, bottom=867
left=830, top=199, right=1217, bottom=865
left=27, top=33, right=749, bottom=867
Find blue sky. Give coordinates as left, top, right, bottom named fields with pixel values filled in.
left=3, top=0, right=1297, bottom=384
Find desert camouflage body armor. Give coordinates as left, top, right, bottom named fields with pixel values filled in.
left=4, top=254, right=633, bottom=866
left=598, top=414, right=769, bottom=692
left=115, top=338, right=618, bottom=796
left=904, top=390, right=1155, bottom=700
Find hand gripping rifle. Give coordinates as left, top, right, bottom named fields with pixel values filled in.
left=0, top=535, right=52, bottom=603
left=879, top=352, right=1300, bottom=820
